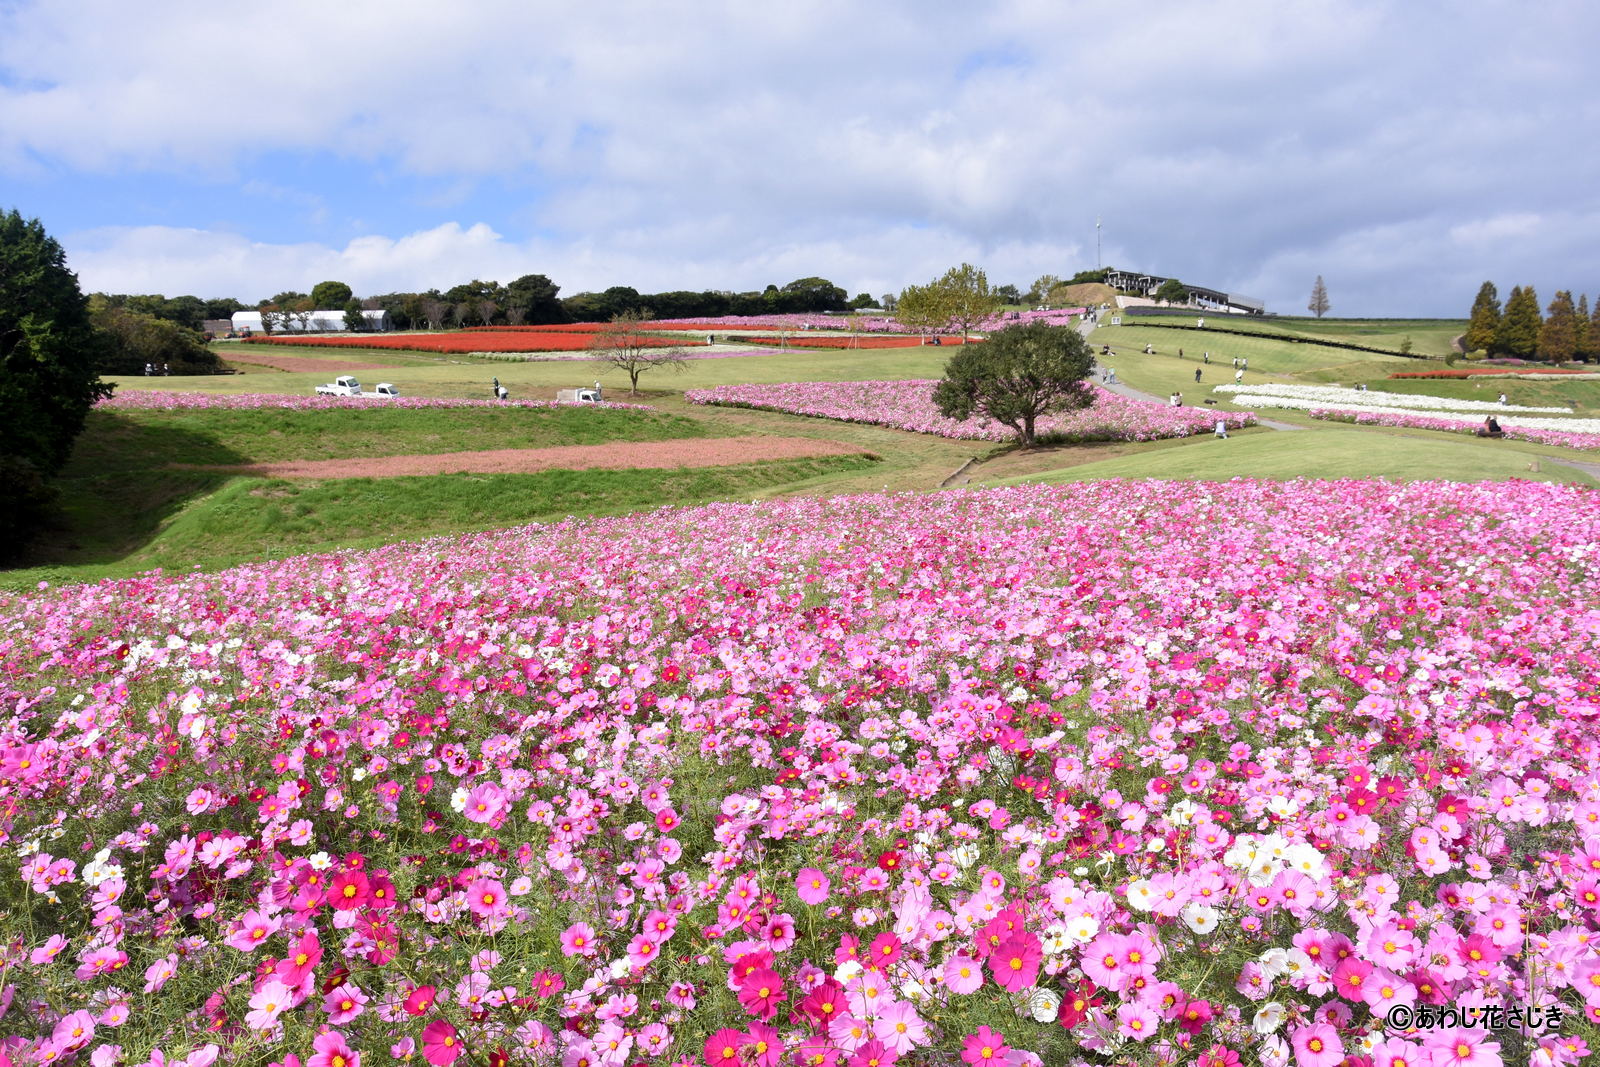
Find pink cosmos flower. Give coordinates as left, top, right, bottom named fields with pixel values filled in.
left=1423, top=1029, right=1500, bottom=1067
left=961, top=1026, right=1008, bottom=1065
left=875, top=1000, right=929, bottom=1056
left=988, top=932, right=1042, bottom=992
left=846, top=1039, right=897, bottom=1067
left=1290, top=1023, right=1344, bottom=1067
left=306, top=1030, right=360, bottom=1067
left=276, top=931, right=321, bottom=985
left=744, top=1022, right=782, bottom=1067
left=461, top=782, right=506, bottom=824
left=322, top=983, right=368, bottom=1025
left=866, top=932, right=902, bottom=969
left=225, top=909, right=281, bottom=952
left=944, top=954, right=984, bottom=994
left=402, top=986, right=437, bottom=1017
left=421, top=1019, right=463, bottom=1066
left=1116, top=1002, right=1159, bottom=1042
left=703, top=1027, right=747, bottom=1066
left=735, top=968, right=786, bottom=1020
left=52, top=1009, right=96, bottom=1051
left=245, top=980, right=295, bottom=1032
left=465, top=877, right=506, bottom=919
left=561, top=921, right=598, bottom=957
left=796, top=870, right=832, bottom=902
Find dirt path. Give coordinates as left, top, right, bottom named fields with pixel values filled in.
left=170, top=436, right=871, bottom=479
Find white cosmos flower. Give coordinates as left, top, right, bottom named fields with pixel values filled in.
left=1181, top=904, right=1219, bottom=934
left=1023, top=988, right=1061, bottom=1022
left=1252, top=1001, right=1288, bottom=1034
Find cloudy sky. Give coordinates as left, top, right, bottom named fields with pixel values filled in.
left=2, top=0, right=1595, bottom=317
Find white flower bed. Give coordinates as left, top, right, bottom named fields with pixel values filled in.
left=1213, top=382, right=1570, bottom=414
left=1230, top=393, right=1600, bottom=434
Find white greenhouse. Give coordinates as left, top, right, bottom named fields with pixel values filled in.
left=231, top=309, right=392, bottom=333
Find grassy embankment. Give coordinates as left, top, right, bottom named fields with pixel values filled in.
left=2, top=405, right=879, bottom=588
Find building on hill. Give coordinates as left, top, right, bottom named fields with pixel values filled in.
left=1103, top=268, right=1264, bottom=315
left=231, top=309, right=392, bottom=333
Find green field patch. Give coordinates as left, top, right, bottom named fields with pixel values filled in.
left=4, top=455, right=879, bottom=586
left=1123, top=314, right=1465, bottom=356
left=982, top=426, right=1598, bottom=487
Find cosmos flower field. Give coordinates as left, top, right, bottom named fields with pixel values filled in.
left=687, top=381, right=1256, bottom=443
left=3, top=480, right=1600, bottom=1067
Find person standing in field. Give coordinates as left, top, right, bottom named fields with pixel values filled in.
left=1194, top=368, right=1202, bottom=383
left=1235, top=369, right=1243, bottom=384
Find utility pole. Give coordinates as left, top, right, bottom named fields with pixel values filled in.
left=1096, top=215, right=1102, bottom=270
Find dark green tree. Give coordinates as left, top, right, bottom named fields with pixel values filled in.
left=1576, top=294, right=1593, bottom=361
left=996, top=283, right=1022, bottom=305
left=1155, top=278, right=1189, bottom=306
left=1496, top=285, right=1541, bottom=358
left=1464, top=281, right=1501, bottom=353
left=849, top=292, right=875, bottom=310
left=931, top=320, right=1095, bottom=448
left=343, top=299, right=366, bottom=332
left=504, top=273, right=565, bottom=324
left=91, top=305, right=217, bottom=375
left=0, top=209, right=113, bottom=553
left=1539, top=290, right=1578, bottom=364
left=310, top=280, right=354, bottom=308
left=778, top=276, right=848, bottom=313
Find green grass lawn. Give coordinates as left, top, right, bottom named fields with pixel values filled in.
left=82, top=405, right=712, bottom=465
left=981, top=426, right=1597, bottom=487
left=183, top=342, right=953, bottom=401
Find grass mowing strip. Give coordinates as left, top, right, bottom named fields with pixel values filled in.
left=2, top=479, right=1597, bottom=1064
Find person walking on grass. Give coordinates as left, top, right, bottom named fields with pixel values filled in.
left=1195, top=368, right=1202, bottom=383
left=492, top=376, right=501, bottom=399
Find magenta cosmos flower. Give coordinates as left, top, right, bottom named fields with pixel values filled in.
left=703, top=1027, right=747, bottom=1065
left=988, top=933, right=1042, bottom=992
left=420, top=1019, right=463, bottom=1065
left=961, top=1026, right=1008, bottom=1064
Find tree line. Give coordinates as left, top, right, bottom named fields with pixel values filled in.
left=1465, top=282, right=1600, bottom=363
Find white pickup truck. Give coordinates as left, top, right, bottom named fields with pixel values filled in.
left=315, top=377, right=400, bottom=398
left=556, top=386, right=603, bottom=403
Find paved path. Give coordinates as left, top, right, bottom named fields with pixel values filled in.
left=1074, top=316, right=1304, bottom=432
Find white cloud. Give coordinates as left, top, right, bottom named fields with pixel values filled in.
left=9, top=0, right=1600, bottom=312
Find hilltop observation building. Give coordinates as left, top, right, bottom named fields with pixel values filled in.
left=1103, top=269, right=1265, bottom=316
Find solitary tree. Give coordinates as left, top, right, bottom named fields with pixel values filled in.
left=895, top=281, right=955, bottom=340
left=310, top=280, right=354, bottom=308
left=1308, top=276, right=1331, bottom=318
left=1464, top=281, right=1501, bottom=353
left=932, top=320, right=1095, bottom=448
left=899, top=263, right=1002, bottom=341
left=343, top=300, right=366, bottom=332
left=587, top=310, right=688, bottom=395
left=940, top=263, right=1003, bottom=340
left=1496, top=285, right=1541, bottom=357
left=1539, top=290, right=1578, bottom=364
left=0, top=208, right=112, bottom=553
left=1155, top=278, right=1189, bottom=306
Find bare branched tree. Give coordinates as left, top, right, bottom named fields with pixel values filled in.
left=586, top=310, right=688, bottom=395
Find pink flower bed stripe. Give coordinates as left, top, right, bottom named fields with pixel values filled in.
left=95, top=390, right=651, bottom=412
left=688, top=379, right=1255, bottom=442
left=1309, top=406, right=1600, bottom=451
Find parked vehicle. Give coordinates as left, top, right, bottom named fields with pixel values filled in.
left=315, top=376, right=364, bottom=396
left=314, top=378, right=399, bottom=398
left=557, top=386, right=604, bottom=403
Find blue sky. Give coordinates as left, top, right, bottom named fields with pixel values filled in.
left=2, top=0, right=1597, bottom=316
